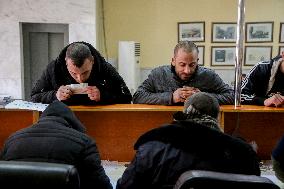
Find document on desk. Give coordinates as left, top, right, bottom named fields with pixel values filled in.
left=5, top=100, right=49, bottom=112
left=0, top=94, right=12, bottom=108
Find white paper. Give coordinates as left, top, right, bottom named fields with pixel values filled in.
left=5, top=100, right=49, bottom=112
left=66, top=83, right=88, bottom=94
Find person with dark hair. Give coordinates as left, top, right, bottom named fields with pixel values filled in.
left=31, top=41, right=132, bottom=105
left=241, top=52, right=284, bottom=107
left=0, top=100, right=112, bottom=189
left=133, top=41, right=234, bottom=105
left=117, top=92, right=260, bottom=189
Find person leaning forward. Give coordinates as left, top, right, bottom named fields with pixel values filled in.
left=133, top=41, right=234, bottom=105
left=31, top=41, right=132, bottom=105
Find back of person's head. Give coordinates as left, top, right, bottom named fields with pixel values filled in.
left=173, top=92, right=221, bottom=131
left=174, top=41, right=199, bottom=57
left=184, top=92, right=220, bottom=119
left=40, top=100, right=86, bottom=133
left=66, top=42, right=93, bottom=67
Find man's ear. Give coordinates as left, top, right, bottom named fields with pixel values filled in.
left=171, top=57, right=175, bottom=66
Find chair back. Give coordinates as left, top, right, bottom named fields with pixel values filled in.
left=174, top=170, right=280, bottom=189
left=0, top=161, right=80, bottom=189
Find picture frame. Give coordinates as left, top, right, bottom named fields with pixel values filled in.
left=244, top=46, right=272, bottom=66
left=245, top=22, right=273, bottom=43
left=279, top=23, right=284, bottom=43
left=197, top=45, right=204, bottom=66
left=211, top=46, right=236, bottom=66
left=279, top=46, right=284, bottom=55
left=178, top=22, right=205, bottom=42
left=211, top=22, right=237, bottom=43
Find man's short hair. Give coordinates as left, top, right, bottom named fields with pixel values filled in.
left=174, top=41, right=199, bottom=57
left=66, top=42, right=93, bottom=67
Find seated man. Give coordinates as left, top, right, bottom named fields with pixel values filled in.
left=272, top=134, right=284, bottom=183
left=133, top=41, right=234, bottom=105
left=0, top=101, right=112, bottom=189
left=116, top=92, right=260, bottom=189
left=241, top=52, right=284, bottom=107
left=31, top=41, right=132, bottom=105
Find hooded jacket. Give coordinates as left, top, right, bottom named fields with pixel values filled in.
left=116, top=119, right=260, bottom=189
left=31, top=41, right=132, bottom=105
left=241, top=56, right=284, bottom=105
left=0, top=101, right=112, bottom=189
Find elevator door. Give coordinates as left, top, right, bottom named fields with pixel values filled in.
left=22, top=23, right=68, bottom=100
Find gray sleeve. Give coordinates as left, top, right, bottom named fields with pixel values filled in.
left=205, top=72, right=234, bottom=105
left=133, top=70, right=173, bottom=105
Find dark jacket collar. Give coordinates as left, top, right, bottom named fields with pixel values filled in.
left=134, top=120, right=251, bottom=154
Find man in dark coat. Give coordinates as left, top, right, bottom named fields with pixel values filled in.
left=116, top=92, right=260, bottom=189
left=241, top=53, right=284, bottom=107
left=0, top=100, right=112, bottom=189
left=31, top=41, right=132, bottom=105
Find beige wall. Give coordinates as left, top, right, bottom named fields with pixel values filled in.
left=98, top=0, right=284, bottom=69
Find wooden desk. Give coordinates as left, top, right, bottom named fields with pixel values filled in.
left=220, top=105, right=284, bottom=159
left=0, top=109, right=39, bottom=148
left=70, top=104, right=182, bottom=161
left=1, top=105, right=283, bottom=161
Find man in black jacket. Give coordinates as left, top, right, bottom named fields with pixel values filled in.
left=0, top=100, right=112, bottom=189
left=31, top=41, right=132, bottom=105
left=241, top=53, right=284, bottom=107
left=117, top=92, right=260, bottom=189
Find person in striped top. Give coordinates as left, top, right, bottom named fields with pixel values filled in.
left=241, top=52, right=284, bottom=107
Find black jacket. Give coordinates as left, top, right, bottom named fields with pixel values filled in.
left=241, top=56, right=284, bottom=105
left=0, top=101, right=112, bottom=189
left=31, top=41, right=132, bottom=105
left=116, top=121, right=260, bottom=189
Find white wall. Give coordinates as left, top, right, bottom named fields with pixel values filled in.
left=0, top=0, right=96, bottom=99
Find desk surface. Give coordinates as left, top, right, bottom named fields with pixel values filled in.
left=69, top=104, right=183, bottom=111
left=69, top=104, right=284, bottom=112
left=220, top=105, right=284, bottom=112
left=2, top=104, right=284, bottom=112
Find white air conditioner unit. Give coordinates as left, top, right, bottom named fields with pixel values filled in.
left=118, top=41, right=141, bottom=95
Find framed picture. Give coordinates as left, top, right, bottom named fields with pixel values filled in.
left=279, top=23, right=284, bottom=43
left=211, top=46, right=236, bottom=66
left=197, top=45, right=204, bottom=66
left=279, top=46, right=284, bottom=55
left=178, top=22, right=205, bottom=42
left=244, top=46, right=272, bottom=66
left=245, top=22, right=273, bottom=43
left=212, top=22, right=237, bottom=43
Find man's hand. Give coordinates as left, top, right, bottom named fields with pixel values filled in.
left=56, top=85, right=73, bottom=101
left=264, top=93, right=284, bottom=107
left=86, top=86, right=101, bottom=101
left=172, top=87, right=200, bottom=103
